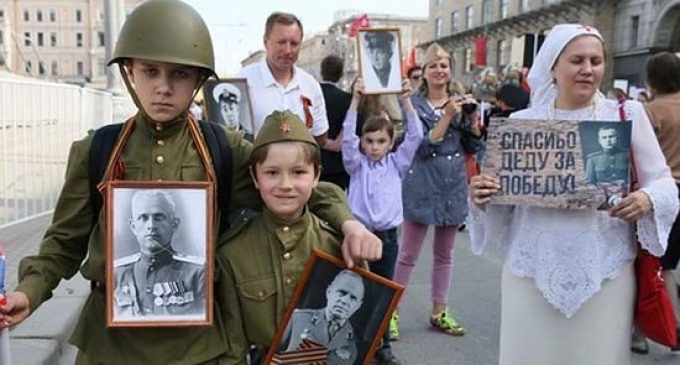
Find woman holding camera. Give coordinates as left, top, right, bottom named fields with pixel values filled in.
left=391, top=43, right=483, bottom=339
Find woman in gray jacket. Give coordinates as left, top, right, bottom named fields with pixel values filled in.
left=391, top=43, right=483, bottom=339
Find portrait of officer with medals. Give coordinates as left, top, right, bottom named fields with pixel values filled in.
left=109, top=186, right=211, bottom=325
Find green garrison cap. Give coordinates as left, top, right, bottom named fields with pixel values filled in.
left=253, top=110, right=317, bottom=150
left=108, top=0, right=216, bottom=76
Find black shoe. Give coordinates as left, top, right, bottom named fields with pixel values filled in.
left=631, top=336, right=649, bottom=355
left=374, top=348, right=403, bottom=365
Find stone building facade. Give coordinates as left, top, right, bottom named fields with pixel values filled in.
left=426, top=0, right=680, bottom=92
left=0, top=0, right=142, bottom=88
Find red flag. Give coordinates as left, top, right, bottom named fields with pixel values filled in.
left=475, top=36, right=487, bottom=66
left=348, top=14, right=370, bottom=37
left=402, top=47, right=416, bottom=77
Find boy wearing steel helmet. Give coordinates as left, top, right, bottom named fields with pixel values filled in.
left=0, top=1, right=380, bottom=363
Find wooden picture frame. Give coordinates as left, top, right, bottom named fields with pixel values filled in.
left=264, top=250, right=404, bottom=365
left=203, top=78, right=255, bottom=139
left=105, top=181, right=214, bottom=327
left=356, top=28, right=404, bottom=94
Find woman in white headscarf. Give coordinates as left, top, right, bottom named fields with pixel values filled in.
left=468, top=24, right=679, bottom=364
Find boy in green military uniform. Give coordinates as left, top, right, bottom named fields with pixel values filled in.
left=217, top=111, right=354, bottom=364
left=0, top=1, right=381, bottom=364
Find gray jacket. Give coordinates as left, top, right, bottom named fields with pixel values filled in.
left=402, top=91, right=483, bottom=226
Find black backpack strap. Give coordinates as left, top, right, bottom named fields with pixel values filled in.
left=198, top=121, right=233, bottom=229
left=88, top=123, right=124, bottom=223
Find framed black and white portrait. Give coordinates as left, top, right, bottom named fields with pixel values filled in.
left=203, top=78, right=255, bottom=139
left=105, top=181, right=214, bottom=327
left=265, top=250, right=403, bottom=365
left=356, top=28, right=403, bottom=94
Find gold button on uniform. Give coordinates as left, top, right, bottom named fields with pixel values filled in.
left=156, top=155, right=164, bottom=164
left=155, top=124, right=163, bottom=131
left=283, top=252, right=292, bottom=260
left=156, top=139, right=165, bottom=146
left=282, top=226, right=290, bottom=232
left=285, top=278, right=293, bottom=285
left=257, top=290, right=265, bottom=298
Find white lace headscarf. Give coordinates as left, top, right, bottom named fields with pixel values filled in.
left=528, top=24, right=604, bottom=107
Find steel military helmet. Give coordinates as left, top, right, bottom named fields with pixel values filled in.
left=108, top=0, right=216, bottom=76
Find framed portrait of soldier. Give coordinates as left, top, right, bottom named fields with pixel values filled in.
left=264, top=250, right=404, bottom=365
left=104, top=181, right=214, bottom=327
left=356, top=28, right=403, bottom=94
left=203, top=78, right=254, bottom=139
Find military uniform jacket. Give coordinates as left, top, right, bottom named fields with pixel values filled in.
left=216, top=208, right=344, bottom=364
left=15, top=112, right=353, bottom=364
left=282, top=308, right=357, bottom=365
left=585, top=148, right=629, bottom=184
left=114, top=251, right=205, bottom=317
left=402, top=92, right=484, bottom=226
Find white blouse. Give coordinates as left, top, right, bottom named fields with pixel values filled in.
left=469, top=97, right=679, bottom=317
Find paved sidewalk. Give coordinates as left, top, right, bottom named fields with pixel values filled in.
left=2, top=214, right=82, bottom=365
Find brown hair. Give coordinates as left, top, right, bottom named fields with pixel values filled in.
left=250, top=141, right=321, bottom=178
left=264, top=12, right=304, bottom=39
left=361, top=116, right=394, bottom=140
left=647, top=52, right=680, bottom=94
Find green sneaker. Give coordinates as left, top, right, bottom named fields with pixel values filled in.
left=388, top=312, right=400, bottom=341
left=429, top=310, right=466, bottom=336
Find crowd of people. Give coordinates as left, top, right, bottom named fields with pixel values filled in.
left=0, top=1, right=679, bottom=365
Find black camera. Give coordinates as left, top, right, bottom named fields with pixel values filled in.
left=462, top=103, right=477, bottom=114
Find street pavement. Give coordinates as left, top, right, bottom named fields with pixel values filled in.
left=1, top=215, right=679, bottom=364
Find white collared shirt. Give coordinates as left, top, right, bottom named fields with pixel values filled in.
left=238, top=60, right=329, bottom=137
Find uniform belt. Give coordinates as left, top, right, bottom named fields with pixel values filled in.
left=90, top=281, right=106, bottom=292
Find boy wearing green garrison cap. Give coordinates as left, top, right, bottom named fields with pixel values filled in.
left=217, top=110, right=348, bottom=364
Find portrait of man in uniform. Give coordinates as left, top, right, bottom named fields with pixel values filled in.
left=281, top=270, right=364, bottom=364
left=267, top=251, right=403, bottom=365
left=584, top=125, right=629, bottom=185
left=107, top=185, right=212, bottom=326
left=203, top=78, right=255, bottom=139
left=357, top=29, right=402, bottom=94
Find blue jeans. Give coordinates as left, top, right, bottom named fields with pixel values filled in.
left=369, top=227, right=399, bottom=351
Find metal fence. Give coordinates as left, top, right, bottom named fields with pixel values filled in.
left=0, top=78, right=136, bottom=228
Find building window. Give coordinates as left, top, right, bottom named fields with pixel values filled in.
left=76, top=9, right=82, bottom=22
left=98, top=31, right=105, bottom=47
left=500, top=0, right=509, bottom=19
left=52, top=60, right=58, bottom=75
left=37, top=32, right=44, bottom=46
left=23, top=10, right=30, bottom=22
left=37, top=10, right=43, bottom=22
left=39, top=61, right=45, bottom=75
left=0, top=30, right=3, bottom=45
left=435, top=17, right=443, bottom=39
left=497, top=39, right=508, bottom=67
left=466, top=6, right=475, bottom=30
left=76, top=32, right=83, bottom=47
left=24, top=32, right=31, bottom=46
left=630, top=15, right=639, bottom=49
left=26, top=61, right=32, bottom=74
left=77, top=61, right=84, bottom=75
left=464, top=48, right=472, bottom=72
left=98, top=59, right=106, bottom=76
left=50, top=32, right=57, bottom=47
left=0, top=9, right=4, bottom=20
left=482, top=0, right=492, bottom=25
left=50, top=9, right=56, bottom=22
left=435, top=0, right=442, bottom=5
left=451, top=11, right=459, bottom=34
left=520, top=0, right=530, bottom=12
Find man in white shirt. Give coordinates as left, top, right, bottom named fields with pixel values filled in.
left=239, top=12, right=340, bottom=151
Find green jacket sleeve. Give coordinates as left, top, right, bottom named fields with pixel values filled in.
left=16, top=137, right=94, bottom=312
left=215, top=252, right=249, bottom=365
left=226, top=131, right=353, bottom=231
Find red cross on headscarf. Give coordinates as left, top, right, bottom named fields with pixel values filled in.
left=280, top=122, right=291, bottom=134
